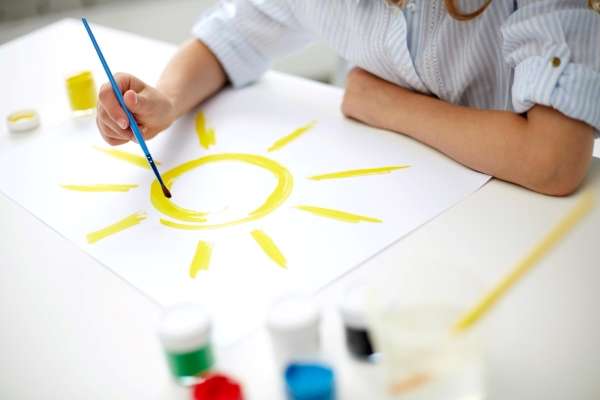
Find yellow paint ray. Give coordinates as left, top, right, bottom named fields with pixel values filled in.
left=153, top=153, right=293, bottom=229
left=251, top=229, right=287, bottom=268
left=195, top=111, right=216, bottom=149
left=93, top=146, right=160, bottom=169
left=189, top=241, right=212, bottom=278
left=86, top=211, right=148, bottom=244
left=267, top=121, right=316, bottom=152
left=295, top=205, right=382, bottom=223
left=60, top=184, right=139, bottom=192
left=308, top=165, right=410, bottom=181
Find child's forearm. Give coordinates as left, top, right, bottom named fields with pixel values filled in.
left=343, top=69, right=594, bottom=196
left=157, top=39, right=227, bottom=119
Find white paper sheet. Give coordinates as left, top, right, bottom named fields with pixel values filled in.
left=0, top=75, right=490, bottom=345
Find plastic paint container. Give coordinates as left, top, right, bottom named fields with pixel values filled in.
left=266, top=294, right=321, bottom=366
left=65, top=70, right=97, bottom=115
left=339, top=285, right=375, bottom=360
left=285, top=362, right=335, bottom=400
left=192, top=373, right=244, bottom=400
left=158, top=304, right=215, bottom=386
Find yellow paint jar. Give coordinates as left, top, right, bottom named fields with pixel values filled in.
left=65, top=70, right=97, bottom=115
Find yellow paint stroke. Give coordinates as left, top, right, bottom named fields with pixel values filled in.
left=267, top=121, right=316, bottom=152
left=309, top=165, right=410, bottom=181
left=251, top=229, right=287, bottom=268
left=86, top=211, right=148, bottom=244
left=195, top=111, right=216, bottom=149
left=153, top=153, right=293, bottom=229
left=189, top=241, right=212, bottom=278
left=295, top=205, right=382, bottom=223
left=60, top=184, right=139, bottom=192
left=94, top=146, right=160, bottom=169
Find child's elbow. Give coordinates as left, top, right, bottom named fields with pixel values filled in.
left=538, top=167, right=587, bottom=197
left=529, top=133, right=594, bottom=197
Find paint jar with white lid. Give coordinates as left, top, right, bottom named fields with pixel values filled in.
left=339, top=284, right=375, bottom=361
left=158, top=304, right=215, bottom=386
left=266, top=294, right=322, bottom=368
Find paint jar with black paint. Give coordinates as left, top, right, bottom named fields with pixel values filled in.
left=340, top=285, right=375, bottom=360
left=158, top=304, right=215, bottom=386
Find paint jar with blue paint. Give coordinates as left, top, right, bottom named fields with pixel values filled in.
left=267, top=294, right=322, bottom=368
left=158, top=304, right=215, bottom=386
left=285, top=362, right=336, bottom=400
left=339, top=284, right=375, bottom=360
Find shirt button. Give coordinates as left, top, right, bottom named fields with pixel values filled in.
left=551, top=57, right=561, bottom=68
left=407, top=2, right=416, bottom=12
left=590, top=0, right=600, bottom=12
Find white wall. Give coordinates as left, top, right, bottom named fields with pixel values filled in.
left=0, top=0, right=338, bottom=82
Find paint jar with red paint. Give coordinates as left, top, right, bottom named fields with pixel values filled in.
left=192, top=373, right=244, bottom=400
left=158, top=304, right=215, bottom=386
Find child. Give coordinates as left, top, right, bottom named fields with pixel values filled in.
left=96, top=0, right=600, bottom=195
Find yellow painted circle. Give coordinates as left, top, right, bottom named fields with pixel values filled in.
left=151, top=153, right=293, bottom=230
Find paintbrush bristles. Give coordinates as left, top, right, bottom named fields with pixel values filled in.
left=161, top=184, right=172, bottom=199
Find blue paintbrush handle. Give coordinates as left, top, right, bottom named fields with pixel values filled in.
left=82, top=18, right=167, bottom=188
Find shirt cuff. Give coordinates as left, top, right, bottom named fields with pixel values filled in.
left=192, top=13, right=269, bottom=88
left=512, top=50, right=600, bottom=137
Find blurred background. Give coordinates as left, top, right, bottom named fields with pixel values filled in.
left=0, top=0, right=340, bottom=83
left=0, top=0, right=598, bottom=157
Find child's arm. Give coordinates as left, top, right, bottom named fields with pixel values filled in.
left=96, top=39, right=226, bottom=145
left=342, top=68, right=594, bottom=196
left=157, top=39, right=227, bottom=119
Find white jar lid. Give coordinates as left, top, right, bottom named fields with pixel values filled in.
left=6, top=109, right=40, bottom=133
left=339, top=284, right=371, bottom=329
left=158, top=304, right=211, bottom=353
left=267, top=294, right=321, bottom=335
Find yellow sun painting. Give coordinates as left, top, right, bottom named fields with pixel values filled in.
left=60, top=112, right=410, bottom=278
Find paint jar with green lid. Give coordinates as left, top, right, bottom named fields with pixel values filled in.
left=159, top=304, right=215, bottom=386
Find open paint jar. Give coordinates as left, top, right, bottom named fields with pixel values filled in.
left=65, top=70, right=97, bottom=116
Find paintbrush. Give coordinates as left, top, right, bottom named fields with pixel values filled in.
left=452, top=190, right=595, bottom=333
left=81, top=17, right=171, bottom=198
left=389, top=190, right=596, bottom=396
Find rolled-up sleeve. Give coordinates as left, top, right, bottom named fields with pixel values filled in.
left=192, top=0, right=312, bottom=87
left=502, top=0, right=600, bottom=134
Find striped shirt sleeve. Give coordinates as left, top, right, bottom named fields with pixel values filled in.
left=502, top=0, right=600, bottom=134
left=192, top=0, right=312, bottom=87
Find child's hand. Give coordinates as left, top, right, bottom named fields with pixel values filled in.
left=96, top=73, right=176, bottom=146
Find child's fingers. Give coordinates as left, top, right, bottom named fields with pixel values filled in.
left=97, top=119, right=128, bottom=146
left=98, top=106, right=133, bottom=140
left=97, top=108, right=133, bottom=145
left=124, top=89, right=155, bottom=117
left=124, top=90, right=142, bottom=114
left=98, top=83, right=129, bottom=129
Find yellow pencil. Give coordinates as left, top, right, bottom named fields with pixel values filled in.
left=452, top=190, right=596, bottom=334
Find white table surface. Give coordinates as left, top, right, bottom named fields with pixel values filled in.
left=1, top=20, right=599, bottom=400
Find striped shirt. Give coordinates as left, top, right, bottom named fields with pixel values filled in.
left=193, top=0, right=600, bottom=133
